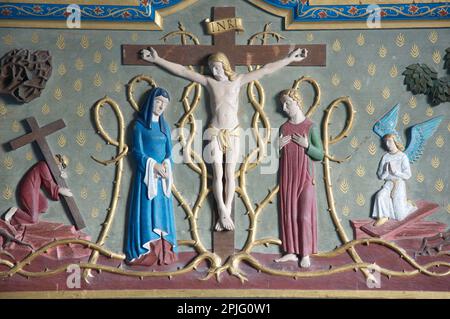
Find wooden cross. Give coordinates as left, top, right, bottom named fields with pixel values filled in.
left=7, top=117, right=86, bottom=230
left=122, top=7, right=326, bottom=260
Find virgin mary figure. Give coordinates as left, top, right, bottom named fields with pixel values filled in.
left=124, top=87, right=178, bottom=266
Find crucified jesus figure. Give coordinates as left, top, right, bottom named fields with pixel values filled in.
left=141, top=47, right=308, bottom=231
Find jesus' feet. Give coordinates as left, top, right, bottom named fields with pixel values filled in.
left=214, top=220, right=224, bottom=232
left=4, top=207, right=18, bottom=223
left=274, top=253, right=298, bottom=263
left=214, top=211, right=235, bottom=232
left=300, top=255, right=311, bottom=268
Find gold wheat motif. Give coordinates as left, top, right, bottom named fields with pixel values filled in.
left=73, top=79, right=82, bottom=92
left=76, top=130, right=86, bottom=146
left=77, top=103, right=85, bottom=117
left=435, top=135, right=444, bottom=148
left=409, top=96, right=417, bottom=109
left=54, top=88, right=63, bottom=101
left=353, top=80, right=361, bottom=90
left=390, top=65, right=398, bottom=78
left=356, top=193, right=365, bottom=206
left=93, top=73, right=103, bottom=87
left=100, top=188, right=107, bottom=201
left=332, top=39, right=341, bottom=52
left=31, top=32, right=39, bottom=44
left=80, top=35, right=89, bottom=49
left=306, top=33, right=314, bottom=41
left=3, top=34, right=13, bottom=45
left=432, top=50, right=441, bottom=64
left=428, top=31, right=438, bottom=44
left=2, top=185, right=13, bottom=200
left=94, top=51, right=102, bottom=63
left=357, top=33, right=365, bottom=46
left=57, top=63, right=66, bottom=76
left=435, top=179, right=444, bottom=192
left=41, top=103, right=50, bottom=115
left=109, top=61, right=118, bottom=73
left=11, top=120, right=20, bottom=132
left=95, top=142, right=102, bottom=152
left=410, top=43, right=420, bottom=58
left=368, top=142, right=377, bottom=156
left=416, top=172, right=425, bottom=183
left=340, top=179, right=350, bottom=194
left=366, top=100, right=375, bottom=115
left=104, top=36, right=113, bottom=50
left=331, top=73, right=340, bottom=86
left=426, top=107, right=433, bottom=117
left=80, top=187, right=88, bottom=200
left=57, top=134, right=66, bottom=147
left=382, top=87, right=390, bottom=100
left=75, top=162, right=85, bottom=175
left=131, top=32, right=138, bottom=42
left=114, top=82, right=122, bottom=92
left=378, top=45, right=387, bottom=58
left=342, top=206, right=350, bottom=217
left=74, top=58, right=83, bottom=71
left=346, top=54, right=355, bottom=66
left=92, top=172, right=101, bottom=184
left=350, top=136, right=359, bottom=148
left=91, top=208, right=99, bottom=218
left=3, top=156, right=13, bottom=170
left=368, top=63, right=376, bottom=76
left=431, top=156, right=440, bottom=169
left=396, top=33, right=405, bottom=47
left=0, top=102, right=8, bottom=116
left=56, top=34, right=65, bottom=50
left=24, top=152, right=33, bottom=162
left=355, top=165, right=366, bottom=177
left=402, top=113, right=410, bottom=125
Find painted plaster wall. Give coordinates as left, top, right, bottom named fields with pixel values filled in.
left=0, top=0, right=448, bottom=254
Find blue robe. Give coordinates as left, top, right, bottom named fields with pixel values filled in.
left=124, top=119, right=177, bottom=261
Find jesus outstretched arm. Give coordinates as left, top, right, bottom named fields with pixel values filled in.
left=141, top=47, right=208, bottom=86
left=239, top=48, right=308, bottom=85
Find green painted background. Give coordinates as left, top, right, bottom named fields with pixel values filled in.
left=0, top=0, right=448, bottom=255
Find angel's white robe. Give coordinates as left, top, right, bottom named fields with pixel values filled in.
left=372, top=151, right=416, bottom=221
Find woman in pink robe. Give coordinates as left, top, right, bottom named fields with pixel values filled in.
left=276, top=89, right=324, bottom=268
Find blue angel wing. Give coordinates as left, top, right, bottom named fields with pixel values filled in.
left=405, top=116, right=443, bottom=163
left=373, top=103, right=400, bottom=139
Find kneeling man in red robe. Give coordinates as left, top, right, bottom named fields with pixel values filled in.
left=4, top=155, right=72, bottom=226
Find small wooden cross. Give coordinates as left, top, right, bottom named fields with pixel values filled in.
left=122, top=7, right=326, bottom=260
left=7, top=117, right=86, bottom=230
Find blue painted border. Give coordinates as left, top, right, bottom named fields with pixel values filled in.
left=262, top=0, right=449, bottom=22
left=0, top=0, right=184, bottom=23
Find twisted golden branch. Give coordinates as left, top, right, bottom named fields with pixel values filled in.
left=84, top=97, right=128, bottom=282
left=127, top=74, right=157, bottom=112
left=320, top=96, right=372, bottom=279
left=0, top=238, right=124, bottom=278
left=0, top=242, right=220, bottom=280
left=292, top=76, right=321, bottom=118
left=2, top=236, right=449, bottom=281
